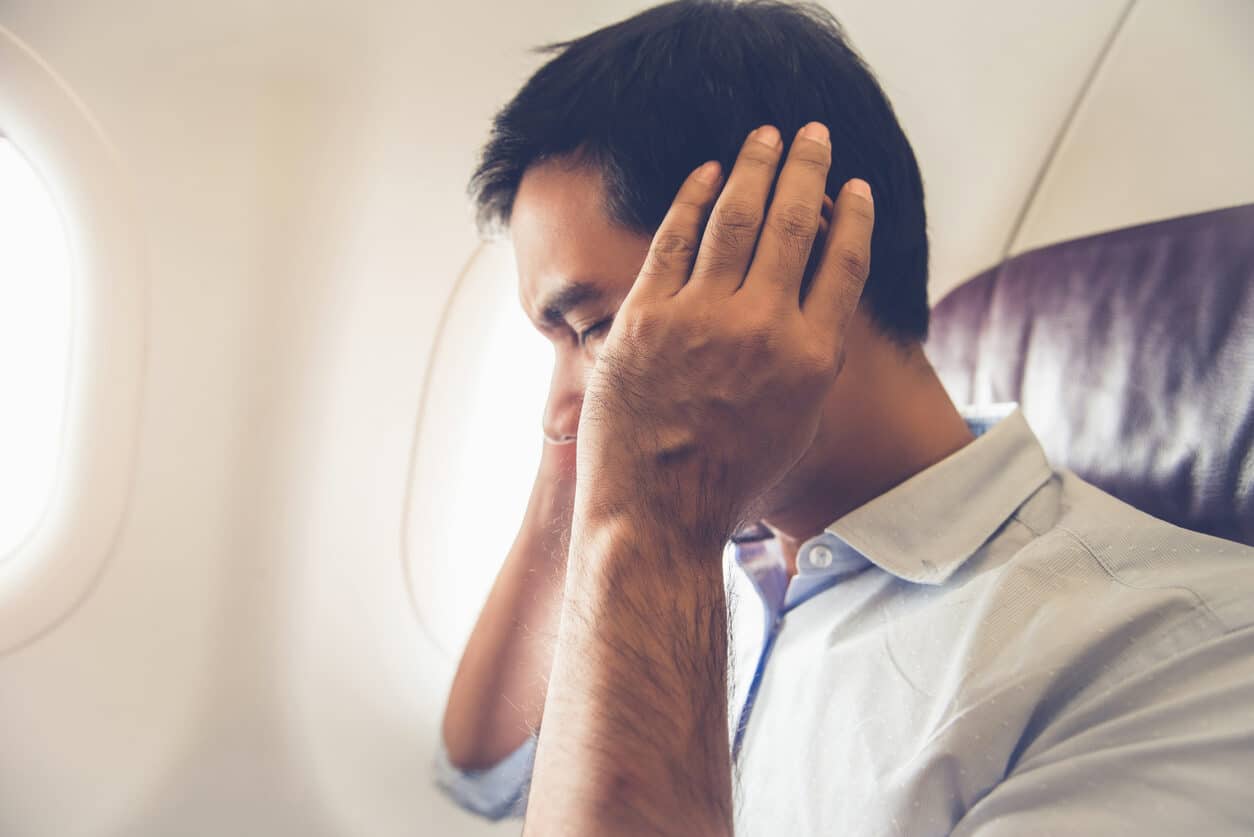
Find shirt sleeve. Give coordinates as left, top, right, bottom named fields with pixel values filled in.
left=432, top=732, right=537, bottom=821
left=950, top=624, right=1254, bottom=836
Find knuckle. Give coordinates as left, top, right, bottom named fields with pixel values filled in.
left=641, top=255, right=672, bottom=278
left=640, top=254, right=670, bottom=277
left=738, top=145, right=780, bottom=170
left=790, top=146, right=831, bottom=171
left=707, top=224, right=750, bottom=258
left=697, top=246, right=742, bottom=277
left=708, top=202, right=762, bottom=252
left=652, top=231, right=697, bottom=264
left=714, top=201, right=762, bottom=234
left=770, top=202, right=819, bottom=242
left=834, top=244, right=870, bottom=280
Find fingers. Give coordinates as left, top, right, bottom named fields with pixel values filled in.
left=803, top=177, right=874, bottom=341
left=638, top=123, right=864, bottom=332
left=743, top=123, right=831, bottom=298
left=683, top=126, right=784, bottom=296
left=633, top=160, right=724, bottom=298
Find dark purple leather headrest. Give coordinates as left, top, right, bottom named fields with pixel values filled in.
left=926, top=203, right=1254, bottom=547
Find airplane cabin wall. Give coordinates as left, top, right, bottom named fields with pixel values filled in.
left=0, top=2, right=1250, bottom=835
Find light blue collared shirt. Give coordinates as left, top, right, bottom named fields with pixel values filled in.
left=435, top=407, right=1254, bottom=833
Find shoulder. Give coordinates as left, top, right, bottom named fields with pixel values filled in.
left=921, top=468, right=1254, bottom=716
left=1013, top=470, right=1254, bottom=635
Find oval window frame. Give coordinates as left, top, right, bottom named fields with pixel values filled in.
left=400, top=239, right=553, bottom=661
left=0, top=26, right=147, bottom=654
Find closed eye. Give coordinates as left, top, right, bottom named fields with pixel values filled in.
left=578, top=317, right=613, bottom=347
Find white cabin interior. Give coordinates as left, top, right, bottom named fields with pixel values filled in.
left=1, top=1, right=1251, bottom=834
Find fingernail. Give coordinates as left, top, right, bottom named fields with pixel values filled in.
left=800, top=122, right=829, bottom=146
left=695, top=160, right=721, bottom=183
left=846, top=178, right=872, bottom=202
left=754, top=125, right=782, bottom=148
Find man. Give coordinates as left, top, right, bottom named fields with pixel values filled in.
left=436, top=1, right=1254, bottom=834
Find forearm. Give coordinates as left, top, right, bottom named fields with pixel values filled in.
left=442, top=520, right=566, bottom=769
left=524, top=515, right=733, bottom=837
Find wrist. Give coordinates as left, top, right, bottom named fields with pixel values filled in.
left=573, top=491, right=733, bottom=559
left=574, top=439, right=739, bottom=554
left=567, top=507, right=727, bottom=583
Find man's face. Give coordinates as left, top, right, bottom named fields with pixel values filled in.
left=511, top=156, right=860, bottom=522
left=511, top=159, right=652, bottom=444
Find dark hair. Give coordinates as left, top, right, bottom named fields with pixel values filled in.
left=470, top=0, right=929, bottom=341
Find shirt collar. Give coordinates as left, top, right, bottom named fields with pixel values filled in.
left=819, top=405, right=1052, bottom=585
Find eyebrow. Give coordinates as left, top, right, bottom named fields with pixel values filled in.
left=537, top=281, right=605, bottom=326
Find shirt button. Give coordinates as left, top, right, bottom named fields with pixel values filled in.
left=808, top=544, right=834, bottom=569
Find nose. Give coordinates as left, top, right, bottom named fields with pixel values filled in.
left=543, top=355, right=583, bottom=444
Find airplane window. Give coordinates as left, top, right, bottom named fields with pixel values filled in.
left=0, top=136, right=73, bottom=559
left=405, top=241, right=552, bottom=659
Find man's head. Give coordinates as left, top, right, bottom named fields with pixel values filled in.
left=471, top=0, right=938, bottom=522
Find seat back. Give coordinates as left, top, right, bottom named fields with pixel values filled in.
left=926, top=203, right=1254, bottom=546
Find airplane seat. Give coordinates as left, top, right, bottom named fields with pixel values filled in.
left=926, top=202, right=1254, bottom=547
